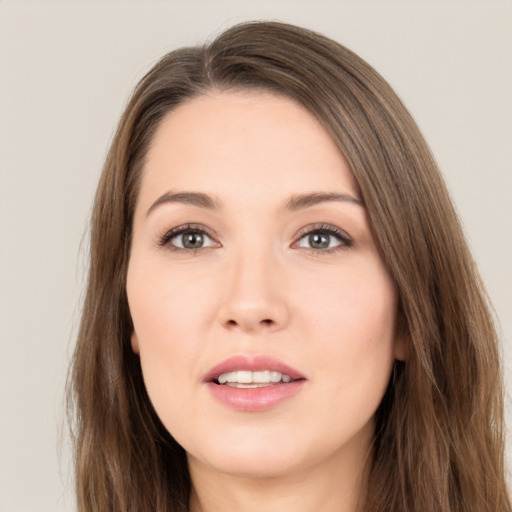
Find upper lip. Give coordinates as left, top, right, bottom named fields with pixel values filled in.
left=203, top=354, right=306, bottom=383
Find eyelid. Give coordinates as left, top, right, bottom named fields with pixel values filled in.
left=292, top=223, right=353, bottom=252
left=157, top=223, right=220, bottom=251
left=157, top=222, right=353, bottom=254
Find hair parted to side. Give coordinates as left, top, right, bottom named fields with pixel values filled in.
left=68, top=20, right=510, bottom=512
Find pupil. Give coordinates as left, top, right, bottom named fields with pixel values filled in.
left=183, top=232, right=203, bottom=248
left=309, top=233, right=329, bottom=249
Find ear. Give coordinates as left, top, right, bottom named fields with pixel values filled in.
left=394, top=332, right=408, bottom=362
left=393, top=311, right=408, bottom=362
left=131, top=331, right=140, bottom=354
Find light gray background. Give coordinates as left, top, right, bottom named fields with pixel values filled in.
left=1, top=1, right=511, bottom=511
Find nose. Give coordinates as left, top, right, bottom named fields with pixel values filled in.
left=217, top=248, right=290, bottom=334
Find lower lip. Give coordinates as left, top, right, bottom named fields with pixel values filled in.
left=205, top=380, right=306, bottom=412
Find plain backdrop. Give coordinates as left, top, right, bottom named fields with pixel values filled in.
left=1, top=1, right=511, bottom=511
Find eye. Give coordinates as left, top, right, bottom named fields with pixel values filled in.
left=294, top=224, right=352, bottom=252
left=173, top=231, right=214, bottom=250
left=158, top=224, right=219, bottom=252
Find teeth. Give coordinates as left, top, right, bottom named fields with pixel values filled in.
left=237, top=371, right=252, bottom=384
left=217, top=370, right=293, bottom=385
left=254, top=370, right=271, bottom=383
left=269, top=371, right=281, bottom=383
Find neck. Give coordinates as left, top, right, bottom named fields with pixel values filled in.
left=188, top=443, right=370, bottom=512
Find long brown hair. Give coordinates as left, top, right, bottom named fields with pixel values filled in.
left=68, top=21, right=510, bottom=511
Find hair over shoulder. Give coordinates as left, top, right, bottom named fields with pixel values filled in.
left=68, top=20, right=511, bottom=512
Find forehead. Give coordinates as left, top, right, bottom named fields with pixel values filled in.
left=140, top=90, right=359, bottom=209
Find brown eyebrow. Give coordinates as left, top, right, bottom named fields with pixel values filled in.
left=284, top=192, right=364, bottom=211
left=146, top=190, right=364, bottom=217
left=146, top=191, right=221, bottom=216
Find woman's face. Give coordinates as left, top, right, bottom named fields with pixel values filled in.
left=127, top=90, right=404, bottom=480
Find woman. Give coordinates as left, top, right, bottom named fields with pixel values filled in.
left=68, top=21, right=510, bottom=512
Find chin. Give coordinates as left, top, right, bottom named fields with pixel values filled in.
left=186, top=429, right=308, bottom=479
left=201, top=452, right=302, bottom=480
left=183, top=414, right=376, bottom=482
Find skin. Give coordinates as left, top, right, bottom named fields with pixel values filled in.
left=126, top=90, right=405, bottom=512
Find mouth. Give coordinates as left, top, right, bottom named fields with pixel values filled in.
left=216, top=370, right=298, bottom=388
left=205, top=354, right=306, bottom=386
left=204, top=355, right=307, bottom=411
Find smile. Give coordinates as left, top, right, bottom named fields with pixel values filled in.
left=217, top=370, right=293, bottom=387
left=205, top=355, right=307, bottom=412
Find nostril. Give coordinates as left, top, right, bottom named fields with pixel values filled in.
left=221, top=307, right=286, bottom=331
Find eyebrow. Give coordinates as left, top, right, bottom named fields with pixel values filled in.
left=146, top=190, right=364, bottom=217
left=283, top=192, right=364, bottom=211
left=146, top=191, right=221, bottom=216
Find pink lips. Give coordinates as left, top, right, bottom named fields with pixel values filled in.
left=204, top=355, right=307, bottom=412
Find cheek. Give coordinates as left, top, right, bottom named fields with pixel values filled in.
left=298, top=257, right=398, bottom=393
left=126, top=260, right=207, bottom=401
left=301, top=257, right=397, bottom=342
left=127, top=254, right=213, bottom=343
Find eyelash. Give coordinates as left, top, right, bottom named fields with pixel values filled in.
left=157, top=223, right=218, bottom=255
left=294, top=224, right=353, bottom=254
left=157, top=223, right=353, bottom=255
